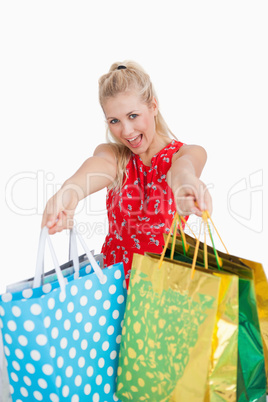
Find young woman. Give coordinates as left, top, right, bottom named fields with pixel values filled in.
left=42, top=61, right=212, bottom=287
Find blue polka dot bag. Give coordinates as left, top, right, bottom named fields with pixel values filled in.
left=0, top=227, right=126, bottom=402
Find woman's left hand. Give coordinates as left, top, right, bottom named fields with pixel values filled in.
left=167, top=144, right=212, bottom=216
left=171, top=171, right=212, bottom=217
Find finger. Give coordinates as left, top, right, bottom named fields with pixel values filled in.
left=60, top=212, right=74, bottom=230
left=41, top=214, right=56, bottom=229
left=194, top=193, right=207, bottom=213
left=204, top=191, right=213, bottom=215
left=41, top=201, right=61, bottom=228
left=176, top=196, right=201, bottom=216
left=45, top=215, right=59, bottom=229
left=195, top=189, right=213, bottom=215
left=48, top=212, right=74, bottom=234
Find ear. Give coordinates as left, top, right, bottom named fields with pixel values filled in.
left=151, top=97, right=159, bottom=116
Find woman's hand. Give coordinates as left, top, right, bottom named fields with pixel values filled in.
left=167, top=144, right=212, bottom=216
left=41, top=187, right=80, bottom=234
left=171, top=170, right=212, bottom=217
left=41, top=143, right=117, bottom=234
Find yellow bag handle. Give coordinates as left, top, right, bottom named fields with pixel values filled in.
left=170, top=214, right=198, bottom=259
left=159, top=212, right=182, bottom=269
left=158, top=212, right=197, bottom=269
left=159, top=210, right=229, bottom=280
left=191, top=210, right=229, bottom=279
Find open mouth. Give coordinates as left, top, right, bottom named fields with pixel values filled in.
left=127, top=134, right=143, bottom=148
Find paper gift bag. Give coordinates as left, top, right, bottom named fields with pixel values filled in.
left=165, top=214, right=267, bottom=401
left=0, top=227, right=126, bottom=402
left=116, top=246, right=223, bottom=401
left=161, top=213, right=240, bottom=401
left=239, top=257, right=268, bottom=394
left=163, top=251, right=239, bottom=401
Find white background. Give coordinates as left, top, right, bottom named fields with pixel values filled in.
left=0, top=0, right=267, bottom=293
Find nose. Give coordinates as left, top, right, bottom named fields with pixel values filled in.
left=121, top=120, right=134, bottom=138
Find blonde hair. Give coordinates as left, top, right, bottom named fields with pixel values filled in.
left=98, top=60, right=177, bottom=189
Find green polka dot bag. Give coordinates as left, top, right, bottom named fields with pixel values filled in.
left=0, top=227, right=126, bottom=402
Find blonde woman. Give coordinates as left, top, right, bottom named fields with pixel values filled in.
left=42, top=61, right=212, bottom=287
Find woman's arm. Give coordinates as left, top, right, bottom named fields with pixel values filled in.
left=41, top=144, right=117, bottom=234
left=167, top=144, right=212, bottom=216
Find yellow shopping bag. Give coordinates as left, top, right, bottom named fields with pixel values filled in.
left=116, top=213, right=239, bottom=402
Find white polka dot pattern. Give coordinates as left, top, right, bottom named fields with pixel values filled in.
left=0, top=261, right=126, bottom=401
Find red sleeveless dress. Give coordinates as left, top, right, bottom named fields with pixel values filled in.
left=101, top=139, right=184, bottom=288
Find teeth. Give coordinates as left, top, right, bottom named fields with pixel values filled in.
left=128, top=135, right=140, bottom=142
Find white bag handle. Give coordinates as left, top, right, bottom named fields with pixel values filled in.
left=34, top=228, right=80, bottom=288
left=69, top=228, right=79, bottom=279
left=33, top=227, right=67, bottom=297
left=73, top=227, right=106, bottom=284
left=33, top=227, right=105, bottom=292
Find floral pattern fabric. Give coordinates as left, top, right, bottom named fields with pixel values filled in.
left=101, top=139, right=184, bottom=287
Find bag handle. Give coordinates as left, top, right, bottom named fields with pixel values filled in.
left=33, top=228, right=80, bottom=288
left=160, top=211, right=195, bottom=265
left=159, top=212, right=182, bottom=268
left=170, top=214, right=198, bottom=258
left=33, top=227, right=67, bottom=297
left=191, top=211, right=209, bottom=278
left=162, top=212, right=206, bottom=277
left=74, top=227, right=106, bottom=284
left=33, top=227, right=106, bottom=291
left=159, top=211, right=229, bottom=280
left=191, top=210, right=229, bottom=278
left=69, top=228, right=80, bottom=279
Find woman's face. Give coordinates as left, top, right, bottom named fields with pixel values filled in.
left=103, top=91, right=158, bottom=155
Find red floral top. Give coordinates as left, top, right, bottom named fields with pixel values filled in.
left=101, top=139, right=184, bottom=288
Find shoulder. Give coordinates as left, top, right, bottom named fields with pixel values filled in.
left=171, top=144, right=207, bottom=164
left=93, top=143, right=117, bottom=166
left=169, top=141, right=186, bottom=163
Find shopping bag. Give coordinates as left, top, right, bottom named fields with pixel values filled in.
left=167, top=237, right=267, bottom=400
left=165, top=214, right=267, bottom=401
left=162, top=213, right=240, bottom=401
left=239, top=257, right=268, bottom=394
left=116, top=224, right=223, bottom=401
left=185, top=235, right=268, bottom=395
left=0, top=329, right=12, bottom=402
left=166, top=254, right=239, bottom=401
left=0, top=227, right=126, bottom=402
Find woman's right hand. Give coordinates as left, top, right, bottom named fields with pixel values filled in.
left=41, top=186, right=80, bottom=234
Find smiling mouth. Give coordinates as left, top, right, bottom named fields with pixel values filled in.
left=127, top=134, right=143, bottom=147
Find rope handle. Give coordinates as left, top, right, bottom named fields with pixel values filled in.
left=191, top=210, right=229, bottom=278
left=158, top=212, right=183, bottom=269
left=159, top=212, right=195, bottom=268
left=159, top=210, right=229, bottom=280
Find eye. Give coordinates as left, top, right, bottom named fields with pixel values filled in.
left=129, top=114, right=138, bottom=120
left=110, top=118, right=119, bottom=124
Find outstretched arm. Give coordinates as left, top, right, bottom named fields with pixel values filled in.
left=167, top=144, right=212, bottom=216
left=41, top=144, right=117, bottom=234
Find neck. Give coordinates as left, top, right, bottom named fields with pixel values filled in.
left=138, top=135, right=172, bottom=166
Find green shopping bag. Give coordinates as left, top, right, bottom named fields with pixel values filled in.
left=165, top=213, right=267, bottom=401
left=169, top=228, right=268, bottom=395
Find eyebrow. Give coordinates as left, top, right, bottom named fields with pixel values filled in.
left=106, top=110, right=140, bottom=120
